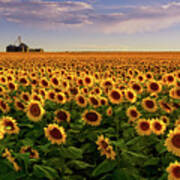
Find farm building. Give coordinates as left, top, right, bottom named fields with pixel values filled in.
left=6, top=36, right=44, bottom=52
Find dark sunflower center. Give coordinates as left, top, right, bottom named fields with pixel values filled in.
left=20, top=78, right=27, bottom=84
left=42, top=80, right=48, bottom=86
left=70, top=88, right=78, bottom=95
left=49, top=93, right=55, bottom=99
left=50, top=128, right=62, bottom=139
left=79, top=97, right=85, bottom=104
left=140, top=122, right=150, bottom=131
left=133, top=84, right=140, bottom=91
left=138, top=76, right=143, bottom=81
left=168, top=76, right=174, bottom=82
left=162, top=118, right=167, bottom=123
left=145, top=100, right=154, bottom=108
left=9, top=83, right=15, bottom=90
left=111, top=91, right=121, bottom=100
left=90, top=97, right=98, bottom=105
left=1, top=101, right=6, bottom=109
left=32, top=80, right=37, bottom=84
left=161, top=102, right=171, bottom=110
left=130, top=110, right=138, bottom=117
left=30, top=104, right=41, bottom=117
left=128, top=92, right=134, bottom=99
left=176, top=89, right=180, bottom=96
left=57, top=111, right=67, bottom=121
left=85, top=112, right=98, bottom=122
left=23, top=95, right=29, bottom=101
left=52, top=78, right=58, bottom=85
left=17, top=102, right=25, bottom=109
left=105, top=81, right=112, bottom=86
left=101, top=100, right=105, bottom=105
left=172, top=134, right=180, bottom=148
left=101, top=141, right=108, bottom=149
left=150, top=83, right=159, bottom=91
left=173, top=166, right=180, bottom=178
left=154, top=122, right=162, bottom=131
left=58, top=95, right=63, bottom=101
left=85, top=78, right=91, bottom=84
left=147, top=74, right=151, bottom=78
left=5, top=121, right=15, bottom=130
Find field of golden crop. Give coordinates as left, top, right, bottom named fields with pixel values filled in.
left=0, top=52, right=180, bottom=180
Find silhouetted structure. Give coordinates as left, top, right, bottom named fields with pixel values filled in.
left=6, top=36, right=44, bottom=52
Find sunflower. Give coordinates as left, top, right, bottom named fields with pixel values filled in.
left=83, top=75, right=94, bottom=87
left=106, top=106, right=113, bottom=116
left=161, top=116, right=170, bottom=125
left=141, top=97, right=157, bottom=113
left=147, top=80, right=162, bottom=94
left=39, top=88, right=47, bottom=99
left=47, top=90, right=56, bottom=102
left=136, top=74, right=146, bottom=83
left=44, top=124, right=66, bottom=145
left=75, top=95, right=87, bottom=107
left=145, top=72, right=153, bottom=80
left=130, top=82, right=143, bottom=94
left=0, top=99, right=10, bottom=113
left=93, top=87, right=102, bottom=96
left=0, top=75, right=7, bottom=85
left=20, top=146, right=39, bottom=159
left=125, top=89, right=137, bottom=103
left=77, top=78, right=84, bottom=86
left=126, top=106, right=141, bottom=122
left=40, top=77, right=49, bottom=88
left=50, top=76, right=60, bottom=87
left=100, top=145, right=116, bottom=160
left=166, top=73, right=176, bottom=86
left=82, top=109, right=102, bottom=126
left=31, top=78, right=39, bottom=87
left=0, top=116, right=19, bottom=134
left=151, top=119, right=166, bottom=135
left=159, top=100, right=174, bottom=113
left=54, top=109, right=70, bottom=123
left=88, top=95, right=100, bottom=108
left=81, top=87, right=89, bottom=95
left=61, top=80, right=69, bottom=90
left=14, top=100, right=25, bottom=111
left=31, top=93, right=44, bottom=105
left=56, top=92, right=66, bottom=104
left=101, top=78, right=114, bottom=89
left=165, top=129, right=180, bottom=157
left=0, top=86, right=5, bottom=96
left=19, top=76, right=29, bottom=86
left=69, top=87, right=79, bottom=98
left=7, top=81, right=17, bottom=91
left=96, top=135, right=110, bottom=151
left=26, top=100, right=45, bottom=122
left=100, top=97, right=108, bottom=106
left=2, top=148, right=21, bottom=172
left=166, top=161, right=180, bottom=180
left=135, top=119, right=151, bottom=136
left=20, top=92, right=30, bottom=102
left=173, top=88, right=180, bottom=100
left=108, top=89, right=123, bottom=104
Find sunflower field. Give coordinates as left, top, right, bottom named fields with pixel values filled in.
left=0, top=52, right=180, bottom=180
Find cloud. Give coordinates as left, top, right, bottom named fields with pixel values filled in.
left=94, top=2, right=180, bottom=34
left=0, top=0, right=93, bottom=28
left=1, top=0, right=180, bottom=34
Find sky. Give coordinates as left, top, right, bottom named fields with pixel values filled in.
left=1, top=0, right=180, bottom=51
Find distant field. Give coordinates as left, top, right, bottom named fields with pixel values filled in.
left=0, top=52, right=180, bottom=180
